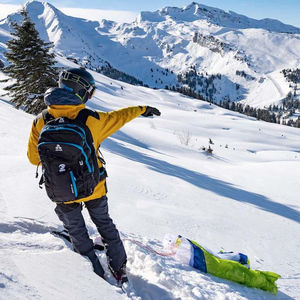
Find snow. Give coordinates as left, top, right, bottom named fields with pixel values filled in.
left=1, top=54, right=300, bottom=299
left=1, top=1, right=299, bottom=108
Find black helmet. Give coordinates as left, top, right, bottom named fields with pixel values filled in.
left=58, top=68, right=96, bottom=103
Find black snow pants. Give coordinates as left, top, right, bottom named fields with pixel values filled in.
left=55, top=196, right=127, bottom=272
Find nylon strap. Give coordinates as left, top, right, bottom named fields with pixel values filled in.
left=41, top=109, right=53, bottom=124
left=75, top=108, right=99, bottom=124
left=41, top=108, right=99, bottom=124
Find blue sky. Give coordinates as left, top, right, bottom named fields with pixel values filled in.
left=1, top=0, right=300, bottom=27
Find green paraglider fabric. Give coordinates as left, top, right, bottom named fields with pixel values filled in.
left=190, top=240, right=280, bottom=295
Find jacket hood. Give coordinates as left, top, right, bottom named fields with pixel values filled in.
left=44, top=87, right=83, bottom=106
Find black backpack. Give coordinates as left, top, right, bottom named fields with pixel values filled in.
left=37, top=108, right=106, bottom=203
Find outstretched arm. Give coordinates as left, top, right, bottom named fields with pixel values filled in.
left=97, top=106, right=161, bottom=143
left=97, top=106, right=146, bottom=143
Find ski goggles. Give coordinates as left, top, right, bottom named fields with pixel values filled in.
left=61, top=71, right=96, bottom=99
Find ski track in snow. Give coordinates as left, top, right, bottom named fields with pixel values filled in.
left=266, top=73, right=285, bottom=100
left=129, top=183, right=169, bottom=202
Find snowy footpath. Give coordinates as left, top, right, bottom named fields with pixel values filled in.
left=0, top=67, right=300, bottom=299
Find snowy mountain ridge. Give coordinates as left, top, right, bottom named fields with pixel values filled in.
left=0, top=0, right=299, bottom=109
left=137, top=2, right=300, bottom=34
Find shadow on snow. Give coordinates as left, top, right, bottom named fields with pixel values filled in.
left=103, top=137, right=300, bottom=223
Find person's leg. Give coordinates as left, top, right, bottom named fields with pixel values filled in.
left=85, top=196, right=127, bottom=272
left=55, top=203, right=94, bottom=254
left=55, top=203, right=104, bottom=277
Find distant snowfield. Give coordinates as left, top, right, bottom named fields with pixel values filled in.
left=0, top=57, right=300, bottom=299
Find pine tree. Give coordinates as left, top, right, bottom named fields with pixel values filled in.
left=1, top=8, right=57, bottom=114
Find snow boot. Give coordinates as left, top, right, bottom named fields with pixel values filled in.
left=85, top=250, right=105, bottom=278
left=109, top=262, right=128, bottom=285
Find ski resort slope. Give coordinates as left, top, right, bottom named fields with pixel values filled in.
left=0, top=62, right=300, bottom=299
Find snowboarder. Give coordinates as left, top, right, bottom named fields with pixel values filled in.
left=27, top=67, right=161, bottom=283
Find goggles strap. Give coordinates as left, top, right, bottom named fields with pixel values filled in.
left=61, top=71, right=95, bottom=100
left=62, top=71, right=90, bottom=88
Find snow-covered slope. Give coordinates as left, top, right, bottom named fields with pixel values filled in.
left=0, top=1, right=299, bottom=107
left=0, top=56, right=300, bottom=299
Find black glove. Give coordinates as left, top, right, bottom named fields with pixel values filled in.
left=141, top=106, right=161, bottom=117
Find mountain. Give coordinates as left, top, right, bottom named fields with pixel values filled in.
left=1, top=53, right=300, bottom=299
left=0, top=0, right=299, bottom=109
left=138, top=2, right=300, bottom=33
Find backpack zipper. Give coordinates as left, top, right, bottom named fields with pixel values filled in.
left=70, top=171, right=78, bottom=198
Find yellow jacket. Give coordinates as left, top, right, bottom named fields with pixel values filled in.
left=27, top=104, right=146, bottom=203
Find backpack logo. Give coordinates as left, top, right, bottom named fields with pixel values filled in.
left=58, top=117, right=65, bottom=123
left=55, top=144, right=63, bottom=152
left=59, top=164, right=66, bottom=173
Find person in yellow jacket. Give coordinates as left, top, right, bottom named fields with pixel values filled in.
left=27, top=68, right=161, bottom=283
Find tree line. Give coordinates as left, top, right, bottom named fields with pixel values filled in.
left=166, top=85, right=300, bottom=128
